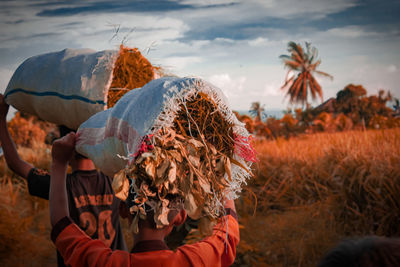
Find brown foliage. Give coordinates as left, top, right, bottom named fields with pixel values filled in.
left=114, top=92, right=237, bottom=235
left=235, top=85, right=399, bottom=140
left=7, top=112, right=57, bottom=147
left=174, top=92, right=235, bottom=156
left=108, top=45, right=156, bottom=108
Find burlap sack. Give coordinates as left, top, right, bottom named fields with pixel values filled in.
left=76, top=76, right=254, bottom=199
left=4, top=46, right=155, bottom=129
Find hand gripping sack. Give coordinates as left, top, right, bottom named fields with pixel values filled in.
left=4, top=46, right=155, bottom=129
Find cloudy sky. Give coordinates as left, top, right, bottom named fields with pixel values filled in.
left=1, top=0, right=399, bottom=114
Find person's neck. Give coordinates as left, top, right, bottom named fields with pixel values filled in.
left=133, top=227, right=168, bottom=246
left=71, top=158, right=96, bottom=172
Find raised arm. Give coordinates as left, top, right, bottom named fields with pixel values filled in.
left=174, top=198, right=240, bottom=267
left=0, top=94, right=33, bottom=178
left=50, top=132, right=75, bottom=226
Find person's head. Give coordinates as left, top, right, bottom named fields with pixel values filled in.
left=318, top=236, right=400, bottom=267
left=120, top=197, right=187, bottom=239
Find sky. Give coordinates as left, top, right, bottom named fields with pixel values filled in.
left=1, top=0, right=399, bottom=117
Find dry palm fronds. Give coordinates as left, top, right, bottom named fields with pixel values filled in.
left=113, top=93, right=239, bottom=234
left=107, top=45, right=156, bottom=108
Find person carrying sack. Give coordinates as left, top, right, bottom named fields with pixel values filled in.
left=50, top=132, right=239, bottom=267
left=0, top=94, right=128, bottom=266
left=48, top=76, right=256, bottom=266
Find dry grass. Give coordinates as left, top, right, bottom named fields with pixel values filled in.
left=0, top=176, right=55, bottom=266
left=235, top=128, right=400, bottom=266
left=1, top=129, right=399, bottom=266
left=0, top=141, right=55, bottom=266
left=236, top=202, right=339, bottom=266
left=108, top=45, right=155, bottom=108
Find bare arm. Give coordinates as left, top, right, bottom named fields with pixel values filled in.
left=0, top=94, right=33, bottom=178
left=176, top=198, right=239, bottom=267
left=50, top=132, right=75, bottom=226
left=224, top=199, right=236, bottom=213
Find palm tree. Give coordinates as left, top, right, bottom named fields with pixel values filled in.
left=249, top=102, right=265, bottom=121
left=393, top=98, right=400, bottom=116
left=280, top=41, right=333, bottom=107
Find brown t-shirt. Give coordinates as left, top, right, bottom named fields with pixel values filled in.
left=27, top=168, right=127, bottom=266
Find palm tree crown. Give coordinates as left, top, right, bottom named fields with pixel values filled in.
left=280, top=41, right=333, bottom=107
left=249, top=102, right=265, bottom=121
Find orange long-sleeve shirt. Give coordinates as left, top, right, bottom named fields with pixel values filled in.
left=51, top=211, right=239, bottom=267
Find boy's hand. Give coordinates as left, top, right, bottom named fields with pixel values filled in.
left=224, top=199, right=236, bottom=213
left=52, top=132, right=76, bottom=164
left=0, top=94, right=9, bottom=119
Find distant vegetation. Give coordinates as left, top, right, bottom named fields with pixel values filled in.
left=241, top=84, right=399, bottom=139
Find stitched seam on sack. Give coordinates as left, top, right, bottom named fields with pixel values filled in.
left=5, top=88, right=106, bottom=105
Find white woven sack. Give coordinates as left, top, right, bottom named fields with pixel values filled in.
left=4, top=48, right=118, bottom=129
left=76, top=76, right=253, bottom=199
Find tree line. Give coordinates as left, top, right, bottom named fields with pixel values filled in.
left=238, top=42, right=400, bottom=139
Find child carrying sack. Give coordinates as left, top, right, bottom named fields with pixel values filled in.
left=4, top=46, right=155, bottom=130
left=76, top=76, right=256, bottom=233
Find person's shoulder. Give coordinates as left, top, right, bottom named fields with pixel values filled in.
left=28, top=167, right=50, bottom=178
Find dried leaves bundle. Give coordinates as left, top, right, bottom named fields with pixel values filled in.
left=173, top=92, right=235, bottom=156
left=107, top=45, right=155, bottom=108
left=113, top=93, right=239, bottom=234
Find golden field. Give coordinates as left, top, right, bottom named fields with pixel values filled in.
left=235, top=128, right=400, bottom=266
left=1, top=128, right=399, bottom=266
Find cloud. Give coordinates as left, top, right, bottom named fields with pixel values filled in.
left=161, top=56, right=204, bottom=72
left=247, top=0, right=358, bottom=19
left=207, top=73, right=246, bottom=99
left=35, top=1, right=194, bottom=17
left=387, top=64, right=397, bottom=73
left=263, top=81, right=282, bottom=96
left=248, top=37, right=281, bottom=47
left=0, top=67, right=19, bottom=121
left=0, top=68, right=13, bottom=93
left=0, top=9, right=189, bottom=51
left=324, top=25, right=379, bottom=38
left=214, top=37, right=236, bottom=44
left=0, top=0, right=399, bottom=111
left=180, top=0, right=240, bottom=6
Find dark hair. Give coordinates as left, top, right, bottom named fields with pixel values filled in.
left=58, top=125, right=75, bottom=137
left=318, top=236, right=400, bottom=267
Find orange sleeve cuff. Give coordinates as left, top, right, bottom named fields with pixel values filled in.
left=224, top=208, right=238, bottom=221
left=51, top=216, right=74, bottom=243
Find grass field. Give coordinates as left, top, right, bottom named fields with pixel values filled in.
left=235, top=128, right=400, bottom=266
left=1, top=128, right=399, bottom=266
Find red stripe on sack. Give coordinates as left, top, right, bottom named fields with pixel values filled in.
left=76, top=117, right=140, bottom=152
